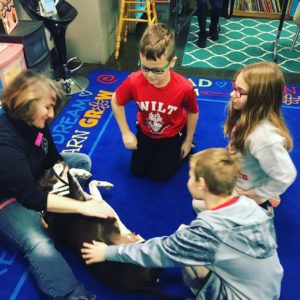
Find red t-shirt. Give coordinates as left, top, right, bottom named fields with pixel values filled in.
left=116, top=70, right=198, bottom=139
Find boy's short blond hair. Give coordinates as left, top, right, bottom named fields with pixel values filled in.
left=139, top=23, right=175, bottom=61
left=191, top=148, right=240, bottom=196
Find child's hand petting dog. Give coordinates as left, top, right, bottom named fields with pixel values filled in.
left=81, top=240, right=108, bottom=264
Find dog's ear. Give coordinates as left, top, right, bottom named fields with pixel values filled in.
left=38, top=161, right=69, bottom=192
left=67, top=171, right=86, bottom=201
left=52, top=161, right=69, bottom=179
left=38, top=168, right=57, bottom=190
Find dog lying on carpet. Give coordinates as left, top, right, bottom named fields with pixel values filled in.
left=38, top=161, right=161, bottom=291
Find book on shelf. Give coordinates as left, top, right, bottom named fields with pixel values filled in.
left=267, top=0, right=274, bottom=12
left=234, top=0, right=292, bottom=14
left=289, top=0, right=299, bottom=16
left=0, top=0, right=18, bottom=34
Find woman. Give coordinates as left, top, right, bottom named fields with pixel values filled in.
left=224, top=61, right=297, bottom=209
left=0, top=71, right=113, bottom=299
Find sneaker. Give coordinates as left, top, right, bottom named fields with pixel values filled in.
left=198, top=31, right=207, bottom=48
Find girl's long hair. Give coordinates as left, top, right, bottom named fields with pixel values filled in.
left=224, top=62, right=293, bottom=153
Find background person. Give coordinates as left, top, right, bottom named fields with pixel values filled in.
left=197, top=0, right=222, bottom=48
left=111, top=23, right=199, bottom=181
left=0, top=71, right=113, bottom=300
left=82, top=148, right=283, bottom=300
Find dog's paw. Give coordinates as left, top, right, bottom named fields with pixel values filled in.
left=90, top=180, right=114, bottom=189
left=69, top=168, right=92, bottom=179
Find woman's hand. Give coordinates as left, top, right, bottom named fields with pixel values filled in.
left=81, top=240, right=108, bottom=264
left=47, top=194, right=115, bottom=218
left=122, top=131, right=137, bottom=150
left=80, top=200, right=115, bottom=219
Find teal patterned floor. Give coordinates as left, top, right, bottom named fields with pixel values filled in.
left=182, top=17, right=300, bottom=73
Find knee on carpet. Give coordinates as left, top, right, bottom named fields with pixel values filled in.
left=131, top=167, right=172, bottom=181
left=130, top=164, right=148, bottom=178
left=148, top=170, right=175, bottom=182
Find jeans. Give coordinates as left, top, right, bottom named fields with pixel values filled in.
left=0, top=153, right=95, bottom=300
left=197, top=0, right=222, bottom=32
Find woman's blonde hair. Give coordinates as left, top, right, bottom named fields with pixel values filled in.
left=139, top=23, right=175, bottom=61
left=191, top=148, right=240, bottom=196
left=1, top=70, right=63, bottom=123
left=224, top=61, right=293, bottom=152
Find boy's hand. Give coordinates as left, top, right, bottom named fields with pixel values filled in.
left=122, top=131, right=137, bottom=150
left=181, top=140, right=192, bottom=158
left=81, top=241, right=108, bottom=264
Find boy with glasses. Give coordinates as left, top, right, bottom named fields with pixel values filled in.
left=111, top=23, right=198, bottom=181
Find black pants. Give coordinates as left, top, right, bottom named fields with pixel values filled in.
left=197, top=0, right=222, bottom=32
left=131, top=126, right=188, bottom=181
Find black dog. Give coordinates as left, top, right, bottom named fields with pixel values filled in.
left=39, top=161, right=161, bottom=291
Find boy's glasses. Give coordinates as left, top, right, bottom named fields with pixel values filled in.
left=232, top=81, right=248, bottom=98
left=139, top=60, right=172, bottom=75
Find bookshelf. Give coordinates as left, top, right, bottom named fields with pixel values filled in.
left=233, top=0, right=296, bottom=20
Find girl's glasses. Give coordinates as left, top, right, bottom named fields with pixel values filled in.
left=232, top=81, right=248, bottom=98
left=139, top=60, right=172, bottom=75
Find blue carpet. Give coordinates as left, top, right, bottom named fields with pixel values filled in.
left=1, top=70, right=299, bottom=300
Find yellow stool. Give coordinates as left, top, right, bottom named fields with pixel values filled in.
left=115, top=0, right=158, bottom=59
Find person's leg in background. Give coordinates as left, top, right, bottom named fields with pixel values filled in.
left=197, top=0, right=209, bottom=48
left=209, top=0, right=222, bottom=41
left=197, top=0, right=222, bottom=48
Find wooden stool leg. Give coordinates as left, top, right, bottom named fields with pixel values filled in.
left=115, top=0, right=125, bottom=59
left=146, top=0, right=151, bottom=25
left=124, top=4, right=129, bottom=43
left=151, top=0, right=158, bottom=23
left=116, top=0, right=158, bottom=59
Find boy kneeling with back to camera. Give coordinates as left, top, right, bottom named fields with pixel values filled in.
left=82, top=148, right=283, bottom=299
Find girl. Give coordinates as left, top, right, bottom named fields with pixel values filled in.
left=224, top=61, right=297, bottom=209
